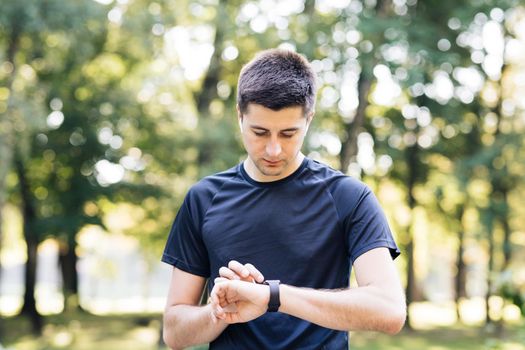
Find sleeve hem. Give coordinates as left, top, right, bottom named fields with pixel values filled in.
left=161, top=253, right=210, bottom=278
left=350, top=241, right=400, bottom=265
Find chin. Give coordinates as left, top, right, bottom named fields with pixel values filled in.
left=260, top=169, right=283, bottom=177
left=256, top=165, right=283, bottom=177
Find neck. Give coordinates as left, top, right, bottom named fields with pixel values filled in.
left=244, top=153, right=305, bottom=182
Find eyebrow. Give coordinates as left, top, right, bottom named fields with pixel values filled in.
left=250, top=125, right=300, bottom=132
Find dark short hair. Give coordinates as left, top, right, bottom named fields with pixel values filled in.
left=237, top=49, right=317, bottom=116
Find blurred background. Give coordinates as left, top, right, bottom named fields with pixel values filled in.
left=0, top=0, right=524, bottom=349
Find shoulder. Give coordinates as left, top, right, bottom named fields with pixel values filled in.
left=305, top=158, right=369, bottom=196
left=186, top=165, right=241, bottom=206
left=304, top=159, right=374, bottom=219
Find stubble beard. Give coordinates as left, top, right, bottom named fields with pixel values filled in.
left=254, top=159, right=288, bottom=177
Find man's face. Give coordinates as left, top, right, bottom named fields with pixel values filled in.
left=239, top=103, right=312, bottom=182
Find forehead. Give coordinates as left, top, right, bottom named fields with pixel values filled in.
left=243, top=104, right=306, bottom=129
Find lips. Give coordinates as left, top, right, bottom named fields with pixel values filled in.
left=263, top=159, right=282, bottom=166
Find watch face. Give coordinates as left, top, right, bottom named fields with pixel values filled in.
left=265, top=280, right=280, bottom=284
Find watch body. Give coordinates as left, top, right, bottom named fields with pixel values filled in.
left=264, top=280, right=281, bottom=312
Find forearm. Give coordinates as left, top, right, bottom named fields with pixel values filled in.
left=163, top=303, right=228, bottom=349
left=279, top=284, right=406, bottom=334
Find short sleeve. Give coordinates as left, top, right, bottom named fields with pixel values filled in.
left=338, top=181, right=400, bottom=265
left=161, top=192, right=210, bottom=277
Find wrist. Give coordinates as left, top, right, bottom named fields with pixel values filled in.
left=207, top=302, right=227, bottom=327
left=262, top=284, right=271, bottom=306
left=275, top=284, right=292, bottom=315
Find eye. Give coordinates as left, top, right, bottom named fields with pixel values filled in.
left=281, top=132, right=296, bottom=138
left=253, top=130, right=267, bottom=136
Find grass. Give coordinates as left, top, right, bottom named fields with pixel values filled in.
left=0, top=312, right=163, bottom=350
left=0, top=311, right=524, bottom=350
left=350, top=325, right=525, bottom=350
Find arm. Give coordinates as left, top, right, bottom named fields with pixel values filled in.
left=280, top=247, right=406, bottom=334
left=211, top=247, right=406, bottom=334
left=163, top=267, right=228, bottom=350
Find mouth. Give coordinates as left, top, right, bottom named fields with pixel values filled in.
left=263, top=159, right=282, bottom=166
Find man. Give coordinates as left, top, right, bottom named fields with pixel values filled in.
left=162, top=49, right=406, bottom=350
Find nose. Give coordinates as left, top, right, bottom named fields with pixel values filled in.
left=266, top=138, right=282, bottom=157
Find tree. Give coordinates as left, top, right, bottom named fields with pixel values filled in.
left=0, top=0, right=89, bottom=332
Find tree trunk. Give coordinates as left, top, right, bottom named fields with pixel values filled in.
left=0, top=238, right=2, bottom=339
left=58, top=236, right=81, bottom=311
left=485, top=211, right=495, bottom=326
left=199, top=280, right=209, bottom=305
left=340, top=76, right=372, bottom=172
left=195, top=0, right=228, bottom=177
left=195, top=0, right=229, bottom=299
left=340, top=0, right=391, bottom=172
left=404, top=142, right=419, bottom=330
left=0, top=6, right=22, bottom=301
left=0, top=146, right=10, bottom=294
left=194, top=0, right=227, bottom=114
left=0, top=181, right=5, bottom=306
left=455, top=223, right=466, bottom=323
left=405, top=236, right=415, bottom=330
left=0, top=201, right=4, bottom=339
left=14, top=151, right=43, bottom=334
left=195, top=14, right=224, bottom=118
left=500, top=189, right=511, bottom=269
left=488, top=59, right=509, bottom=333
left=451, top=205, right=467, bottom=323
left=496, top=188, right=511, bottom=336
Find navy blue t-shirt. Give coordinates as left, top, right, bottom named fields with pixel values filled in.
left=162, top=157, right=400, bottom=349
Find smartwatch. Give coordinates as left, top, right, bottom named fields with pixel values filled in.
left=263, top=280, right=280, bottom=312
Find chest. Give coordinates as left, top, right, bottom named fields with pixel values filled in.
left=201, top=185, right=345, bottom=279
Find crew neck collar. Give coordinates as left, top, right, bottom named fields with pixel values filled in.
left=240, top=157, right=309, bottom=187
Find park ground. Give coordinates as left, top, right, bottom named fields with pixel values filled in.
left=1, top=303, right=524, bottom=350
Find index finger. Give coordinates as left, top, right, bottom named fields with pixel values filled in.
left=244, top=263, right=264, bottom=283
left=227, top=260, right=249, bottom=278
left=219, top=266, right=241, bottom=280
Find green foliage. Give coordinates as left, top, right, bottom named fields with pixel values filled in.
left=1, top=0, right=524, bottom=329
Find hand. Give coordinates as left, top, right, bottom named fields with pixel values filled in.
left=218, top=260, right=264, bottom=283
left=210, top=279, right=269, bottom=324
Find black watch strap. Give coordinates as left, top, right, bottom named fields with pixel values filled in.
left=264, top=280, right=280, bottom=312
